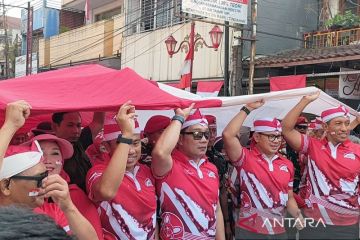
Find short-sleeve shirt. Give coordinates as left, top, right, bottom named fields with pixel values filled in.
left=154, top=149, right=219, bottom=240
left=34, top=202, right=70, bottom=234
left=233, top=146, right=294, bottom=235
left=87, top=163, right=157, bottom=240
left=300, top=135, right=360, bottom=226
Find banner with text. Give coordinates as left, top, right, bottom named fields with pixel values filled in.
left=339, top=68, right=360, bottom=100
left=182, top=0, right=248, bottom=24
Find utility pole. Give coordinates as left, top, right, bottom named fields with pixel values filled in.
left=223, top=21, right=229, bottom=96
left=230, top=24, right=243, bottom=96
left=26, top=1, right=33, bottom=75
left=248, top=0, right=257, bottom=94
left=2, top=0, right=8, bottom=79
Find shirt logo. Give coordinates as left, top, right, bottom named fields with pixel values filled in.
left=208, top=171, right=216, bottom=179
left=184, top=169, right=195, bottom=175
left=344, top=153, right=355, bottom=160
left=145, top=178, right=153, bottom=187
left=279, top=165, right=289, bottom=173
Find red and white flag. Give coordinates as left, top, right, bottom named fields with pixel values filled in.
left=196, top=81, right=224, bottom=97
left=270, top=75, right=306, bottom=91
left=85, top=0, right=90, bottom=22
left=179, top=50, right=193, bottom=92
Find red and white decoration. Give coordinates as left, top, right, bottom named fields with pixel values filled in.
left=270, top=75, right=306, bottom=91
left=85, top=0, right=90, bottom=22
left=0, top=64, right=357, bottom=136
left=253, top=118, right=282, bottom=133
left=179, top=51, right=193, bottom=91
left=196, top=81, right=223, bottom=97
left=321, top=105, right=350, bottom=123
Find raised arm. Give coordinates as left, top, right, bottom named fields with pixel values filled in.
left=349, top=113, right=360, bottom=131
left=91, top=102, right=135, bottom=202
left=88, top=112, right=105, bottom=139
left=43, top=174, right=98, bottom=240
left=152, top=103, right=195, bottom=177
left=0, top=100, right=31, bottom=170
left=282, top=91, right=320, bottom=152
left=222, top=101, right=264, bottom=162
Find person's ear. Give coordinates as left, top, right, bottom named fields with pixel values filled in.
left=0, top=179, right=12, bottom=196
left=178, top=134, right=184, bottom=146
left=322, top=122, right=329, bottom=132
left=253, top=132, right=260, bottom=143
left=51, top=123, right=58, bottom=132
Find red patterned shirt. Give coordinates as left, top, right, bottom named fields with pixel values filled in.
left=234, top=146, right=294, bottom=235
left=300, top=135, right=360, bottom=226
left=154, top=149, right=219, bottom=240
left=87, top=163, right=157, bottom=240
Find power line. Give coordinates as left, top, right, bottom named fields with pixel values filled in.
left=42, top=0, right=173, bottom=50
left=47, top=1, right=177, bottom=66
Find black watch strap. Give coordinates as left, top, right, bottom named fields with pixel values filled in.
left=116, top=134, right=133, bottom=145
left=241, top=106, right=251, bottom=115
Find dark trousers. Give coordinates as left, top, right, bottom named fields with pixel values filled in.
left=235, top=227, right=287, bottom=240
left=299, top=223, right=359, bottom=240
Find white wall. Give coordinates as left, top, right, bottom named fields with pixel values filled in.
left=121, top=21, right=225, bottom=82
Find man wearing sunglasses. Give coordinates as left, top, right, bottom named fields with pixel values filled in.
left=0, top=102, right=97, bottom=240
left=152, top=105, right=225, bottom=239
left=222, top=100, right=304, bottom=240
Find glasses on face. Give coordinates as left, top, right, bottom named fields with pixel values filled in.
left=258, top=133, right=283, bottom=142
left=295, top=125, right=308, bottom=130
left=10, top=171, right=49, bottom=188
left=181, top=131, right=210, bottom=140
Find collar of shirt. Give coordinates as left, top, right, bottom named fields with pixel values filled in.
left=125, top=165, right=141, bottom=191
left=321, top=137, right=351, bottom=148
left=251, top=146, right=280, bottom=172
left=172, top=149, right=209, bottom=178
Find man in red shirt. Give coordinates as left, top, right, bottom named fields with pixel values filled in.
left=222, top=100, right=303, bottom=240
left=152, top=104, right=225, bottom=239
left=86, top=102, right=157, bottom=240
left=282, top=91, right=360, bottom=239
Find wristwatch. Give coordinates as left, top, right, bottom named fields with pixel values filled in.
left=116, top=135, right=133, bottom=145
left=241, top=106, right=251, bottom=115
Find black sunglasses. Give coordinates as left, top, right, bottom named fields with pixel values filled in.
left=258, top=133, right=283, bottom=142
left=181, top=131, right=210, bottom=140
left=295, top=125, right=308, bottom=130
left=10, top=171, right=49, bottom=188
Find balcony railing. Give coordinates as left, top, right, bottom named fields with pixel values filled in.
left=304, top=27, right=360, bottom=49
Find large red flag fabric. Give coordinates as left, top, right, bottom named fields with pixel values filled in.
left=178, top=50, right=193, bottom=91
left=0, top=64, right=222, bottom=132
left=269, top=75, right=306, bottom=91
left=196, top=81, right=224, bottom=97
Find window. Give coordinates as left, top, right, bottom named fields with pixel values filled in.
left=95, top=7, right=122, bottom=22
left=341, top=0, right=360, bottom=15
left=125, top=0, right=184, bottom=35
left=140, top=0, right=154, bottom=31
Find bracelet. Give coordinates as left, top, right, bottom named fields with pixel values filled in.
left=116, top=135, right=133, bottom=145
left=172, top=115, right=185, bottom=125
left=241, top=106, right=251, bottom=115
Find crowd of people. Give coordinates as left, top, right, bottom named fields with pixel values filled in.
left=0, top=91, right=359, bottom=240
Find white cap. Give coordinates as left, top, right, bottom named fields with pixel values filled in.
left=0, top=141, right=43, bottom=180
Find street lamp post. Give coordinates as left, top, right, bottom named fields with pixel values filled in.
left=165, top=21, right=223, bottom=90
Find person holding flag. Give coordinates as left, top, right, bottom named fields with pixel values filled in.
left=282, top=91, right=360, bottom=239
left=222, top=100, right=304, bottom=240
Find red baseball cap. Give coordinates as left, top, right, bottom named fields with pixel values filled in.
left=144, top=115, right=171, bottom=135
